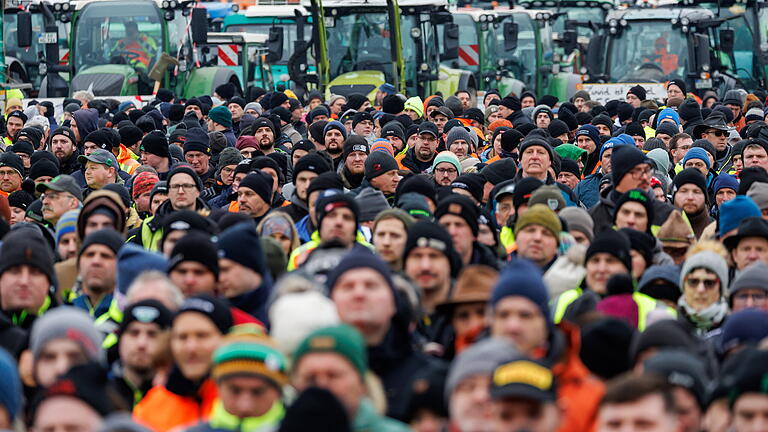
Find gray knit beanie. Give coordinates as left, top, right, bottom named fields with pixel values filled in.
left=445, top=337, right=519, bottom=403
left=30, top=306, right=104, bottom=362
left=679, top=251, right=729, bottom=292
left=218, top=147, right=244, bottom=171
left=446, top=126, right=472, bottom=149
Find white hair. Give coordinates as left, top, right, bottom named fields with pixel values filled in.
left=126, top=270, right=184, bottom=309
left=72, top=90, right=95, bottom=102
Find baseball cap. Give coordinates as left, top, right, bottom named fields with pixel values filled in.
left=35, top=174, right=84, bottom=202
left=490, top=357, right=557, bottom=402
left=77, top=149, right=118, bottom=169
left=418, top=121, right=439, bottom=137
left=430, top=106, right=454, bottom=120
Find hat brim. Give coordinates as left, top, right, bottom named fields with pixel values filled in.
left=36, top=181, right=66, bottom=194
left=490, top=384, right=556, bottom=402
left=723, top=232, right=768, bottom=250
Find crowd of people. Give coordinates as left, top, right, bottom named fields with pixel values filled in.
left=0, top=80, right=766, bottom=432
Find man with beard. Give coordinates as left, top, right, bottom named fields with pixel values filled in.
left=672, top=168, right=712, bottom=239
left=50, top=127, right=82, bottom=175
left=112, top=299, right=172, bottom=408
left=397, top=122, right=440, bottom=173
left=338, top=135, right=368, bottom=189
left=324, top=120, right=347, bottom=169
left=71, top=229, right=124, bottom=327
left=249, top=116, right=288, bottom=178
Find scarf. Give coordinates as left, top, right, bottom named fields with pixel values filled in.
left=678, top=296, right=728, bottom=333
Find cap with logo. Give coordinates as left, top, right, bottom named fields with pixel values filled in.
left=490, top=357, right=557, bottom=401
left=77, top=149, right=118, bottom=169
left=36, top=174, right=84, bottom=202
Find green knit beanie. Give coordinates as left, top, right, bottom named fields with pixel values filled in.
left=293, top=324, right=367, bottom=377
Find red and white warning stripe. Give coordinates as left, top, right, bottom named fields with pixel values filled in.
left=458, top=44, right=479, bottom=67
left=217, top=44, right=239, bottom=66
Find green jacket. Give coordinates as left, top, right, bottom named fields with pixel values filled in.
left=354, top=399, right=411, bottom=432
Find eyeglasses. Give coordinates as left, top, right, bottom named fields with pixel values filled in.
left=705, top=129, right=727, bottom=137
left=169, top=183, right=196, bottom=192
left=734, top=292, right=767, bottom=302
left=435, top=167, right=458, bottom=175
left=685, top=277, right=719, bottom=290
left=629, top=166, right=652, bottom=178
left=220, top=166, right=235, bottom=175
left=0, top=169, right=19, bottom=178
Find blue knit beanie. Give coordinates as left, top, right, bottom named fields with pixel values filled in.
left=0, top=349, right=21, bottom=422
left=117, top=243, right=168, bottom=295
left=491, top=259, right=550, bottom=321
left=657, top=108, right=681, bottom=127
left=712, top=172, right=739, bottom=194
left=719, top=196, right=761, bottom=237
left=217, top=222, right=267, bottom=276
left=682, top=147, right=711, bottom=169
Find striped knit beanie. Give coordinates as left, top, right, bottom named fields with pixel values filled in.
left=370, top=139, right=394, bottom=156
left=212, top=325, right=288, bottom=390
left=55, top=209, right=80, bottom=246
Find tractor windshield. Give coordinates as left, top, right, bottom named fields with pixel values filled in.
left=496, top=14, right=538, bottom=91
left=607, top=20, right=687, bottom=83
left=551, top=6, right=604, bottom=38
left=73, top=1, right=163, bottom=73
left=226, top=22, right=302, bottom=65
left=326, top=11, right=393, bottom=80
left=4, top=11, right=45, bottom=86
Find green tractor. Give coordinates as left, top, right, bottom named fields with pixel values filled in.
left=516, top=0, right=613, bottom=40
left=691, top=0, right=768, bottom=92
left=32, top=0, right=245, bottom=97
left=222, top=1, right=314, bottom=92
left=4, top=1, right=69, bottom=97
left=445, top=8, right=581, bottom=100
left=584, top=7, right=742, bottom=100
left=302, top=0, right=476, bottom=101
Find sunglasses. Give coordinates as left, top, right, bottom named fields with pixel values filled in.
left=705, top=129, right=727, bottom=137
left=685, top=277, right=718, bottom=289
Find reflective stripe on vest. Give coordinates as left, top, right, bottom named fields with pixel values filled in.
left=633, top=292, right=677, bottom=331
left=552, top=288, right=583, bottom=324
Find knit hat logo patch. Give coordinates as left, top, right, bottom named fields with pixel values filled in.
left=628, top=189, right=648, bottom=202
left=265, top=353, right=282, bottom=372
left=416, top=236, right=447, bottom=252
left=184, top=298, right=215, bottom=314
left=547, top=199, right=559, bottom=211
left=323, top=201, right=349, bottom=214
left=309, top=336, right=336, bottom=349
left=169, top=221, right=191, bottom=231
left=132, top=306, right=160, bottom=323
